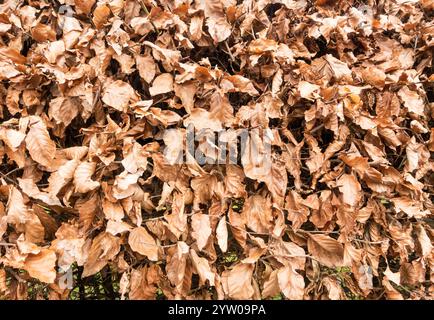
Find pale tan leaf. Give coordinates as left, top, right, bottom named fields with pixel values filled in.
left=415, top=225, right=433, bottom=258
left=73, top=161, right=100, bottom=193
left=222, top=263, right=255, bottom=300
left=83, top=232, right=121, bottom=277
left=167, top=242, right=190, bottom=289
left=391, top=197, right=430, bottom=219
left=183, top=108, right=223, bottom=131
left=0, top=128, right=26, bottom=151
left=143, top=41, right=181, bottom=69
left=224, top=165, right=247, bottom=198
left=216, top=216, right=228, bottom=253
left=52, top=234, right=87, bottom=272
left=128, top=226, right=159, bottom=261
left=307, top=234, right=344, bottom=268
left=203, top=0, right=232, bottom=43
left=384, top=266, right=401, bottom=285
left=18, top=178, right=61, bottom=206
left=119, top=272, right=129, bottom=300
left=136, top=54, right=156, bottom=83
left=191, top=213, right=212, bottom=251
left=129, top=266, right=158, bottom=300
left=398, top=86, right=425, bottom=116
left=228, top=208, right=247, bottom=248
left=102, top=199, right=125, bottom=221
left=0, top=268, right=6, bottom=293
left=77, top=194, right=99, bottom=233
left=242, top=195, right=273, bottom=234
left=24, top=248, right=57, bottom=283
left=221, top=75, right=259, bottom=96
left=277, top=265, right=305, bottom=300
left=6, top=186, right=30, bottom=226
left=46, top=159, right=80, bottom=196
left=149, top=73, right=174, bottom=96
left=48, top=97, right=80, bottom=127
left=209, top=91, right=234, bottom=127
left=322, top=276, right=344, bottom=300
left=174, top=82, right=197, bottom=113
left=121, top=141, right=148, bottom=174
left=25, top=118, right=56, bottom=168
left=102, top=80, right=137, bottom=112
left=24, top=213, right=45, bottom=244
left=262, top=269, right=280, bottom=298
left=337, top=174, right=362, bottom=207
left=106, top=220, right=132, bottom=236
left=31, top=23, right=56, bottom=42
left=189, top=249, right=215, bottom=286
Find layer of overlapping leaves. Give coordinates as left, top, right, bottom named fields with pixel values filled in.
left=0, top=0, right=433, bottom=300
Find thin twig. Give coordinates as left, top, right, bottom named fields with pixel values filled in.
left=310, top=124, right=325, bottom=134
left=352, top=239, right=387, bottom=244
left=298, top=229, right=340, bottom=234
left=5, top=268, right=25, bottom=283
left=262, top=254, right=321, bottom=263
left=0, top=242, right=16, bottom=247
left=3, top=167, right=23, bottom=177
left=224, top=41, right=236, bottom=63
left=0, top=172, right=19, bottom=186
left=139, top=0, right=158, bottom=33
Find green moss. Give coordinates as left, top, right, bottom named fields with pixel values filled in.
left=335, top=266, right=351, bottom=274
left=156, top=288, right=165, bottom=300
left=271, top=293, right=283, bottom=300
left=379, top=197, right=390, bottom=205
left=223, top=252, right=238, bottom=263
left=231, top=198, right=245, bottom=212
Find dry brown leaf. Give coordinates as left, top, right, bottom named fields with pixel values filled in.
left=83, top=232, right=121, bottom=277
left=307, top=234, right=344, bottom=268
left=149, top=73, right=174, bottom=96
left=0, top=0, right=431, bottom=301
left=166, top=242, right=190, bottom=291
left=222, top=263, right=255, bottom=300
left=243, top=195, right=273, bottom=234
left=75, top=0, right=96, bottom=14
left=216, top=216, right=228, bottom=253
left=136, top=54, right=156, bottom=83
left=228, top=208, right=247, bottom=248
left=337, top=174, right=362, bottom=207
left=106, top=220, right=133, bottom=236
left=102, top=80, right=137, bottom=112
left=190, top=249, right=215, bottom=286
left=46, top=159, right=80, bottom=196
left=23, top=249, right=57, bottom=283
left=0, top=128, right=26, bottom=151
left=224, top=165, right=247, bottom=198
left=48, top=97, right=80, bottom=128
left=31, top=24, right=56, bottom=42
left=0, top=268, right=6, bottom=293
left=203, top=0, right=232, bottom=43
left=129, top=266, right=158, bottom=300
left=191, top=213, right=212, bottom=251
left=128, top=227, right=159, bottom=261
left=73, top=161, right=100, bottom=193
left=277, top=265, right=305, bottom=300
left=93, top=5, right=111, bottom=29
left=25, top=118, right=56, bottom=168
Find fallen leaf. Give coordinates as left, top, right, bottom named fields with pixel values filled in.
left=128, top=227, right=159, bottom=261
left=191, top=213, right=212, bottom=251
left=307, top=234, right=344, bottom=268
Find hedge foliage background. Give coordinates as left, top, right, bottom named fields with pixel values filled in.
left=0, top=0, right=433, bottom=300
